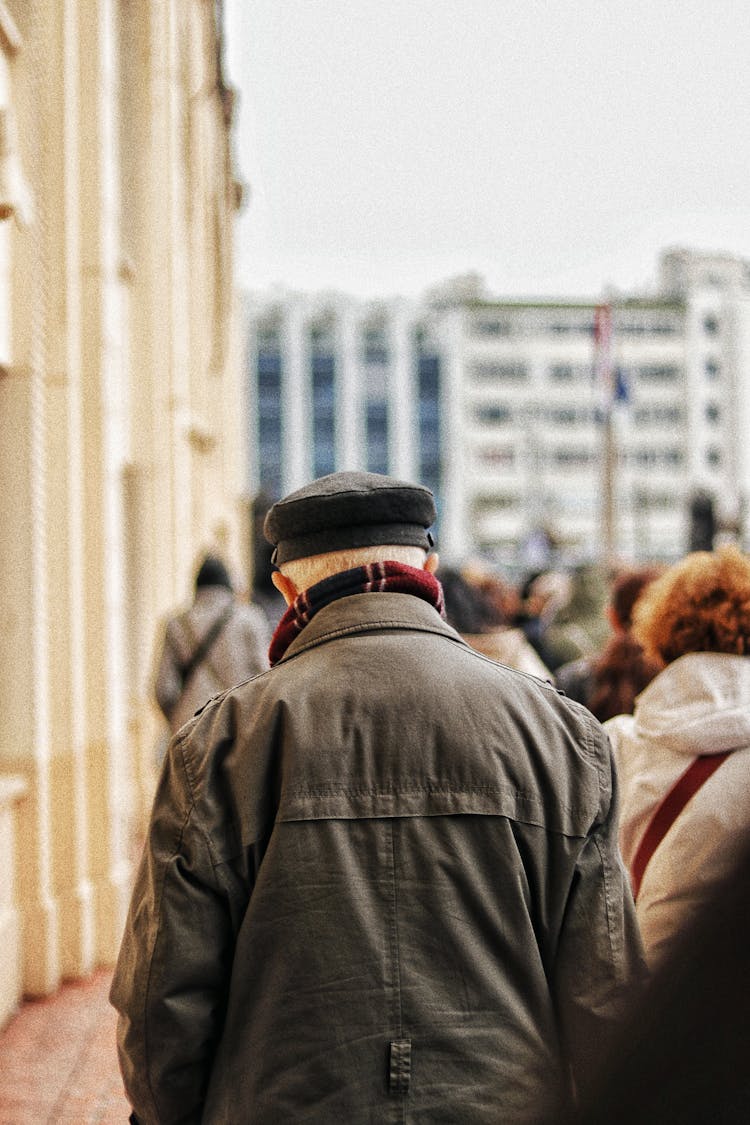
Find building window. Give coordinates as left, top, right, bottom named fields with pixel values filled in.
left=257, top=323, right=281, bottom=351
left=310, top=323, right=335, bottom=352
left=474, top=403, right=512, bottom=424
left=637, top=364, right=680, bottom=383
left=632, top=405, right=683, bottom=427
left=471, top=317, right=511, bottom=337
left=478, top=447, right=516, bottom=468
left=362, top=325, right=389, bottom=365
left=256, top=343, right=283, bottom=498
left=633, top=489, right=678, bottom=511
left=473, top=495, right=519, bottom=515
left=366, top=400, right=389, bottom=475
left=552, top=448, right=594, bottom=467
left=705, top=402, right=720, bottom=424
left=311, top=350, right=336, bottom=478
left=631, top=448, right=684, bottom=468
left=615, top=317, right=681, bottom=336
left=703, top=314, right=720, bottom=336
left=546, top=406, right=592, bottom=426
left=705, top=358, right=720, bottom=379
left=548, top=363, right=593, bottom=382
left=706, top=447, right=721, bottom=467
left=548, top=319, right=595, bottom=337
left=473, top=360, right=528, bottom=382
left=417, top=352, right=441, bottom=499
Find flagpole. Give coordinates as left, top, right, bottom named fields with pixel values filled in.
left=594, top=303, right=617, bottom=565
left=602, top=405, right=616, bottom=565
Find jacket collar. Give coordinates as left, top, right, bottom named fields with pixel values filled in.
left=278, top=591, right=466, bottom=663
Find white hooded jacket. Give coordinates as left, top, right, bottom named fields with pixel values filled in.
left=605, top=651, right=750, bottom=965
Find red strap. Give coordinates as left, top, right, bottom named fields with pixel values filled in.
left=630, top=752, right=732, bottom=901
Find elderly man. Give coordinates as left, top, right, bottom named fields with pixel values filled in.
left=111, top=471, right=643, bottom=1125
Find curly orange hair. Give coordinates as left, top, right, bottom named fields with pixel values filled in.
left=632, top=546, right=750, bottom=665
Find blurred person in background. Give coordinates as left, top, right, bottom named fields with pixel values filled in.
left=515, top=569, right=573, bottom=671
left=542, top=562, right=611, bottom=671
left=570, top=826, right=750, bottom=1125
left=555, top=566, right=662, bottom=720
left=605, top=545, right=750, bottom=966
left=465, top=563, right=522, bottom=625
left=441, top=566, right=551, bottom=679
left=154, top=553, right=270, bottom=738
left=586, top=566, right=663, bottom=721
left=251, top=490, right=288, bottom=629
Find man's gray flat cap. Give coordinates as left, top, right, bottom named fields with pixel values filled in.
left=264, top=471, right=436, bottom=566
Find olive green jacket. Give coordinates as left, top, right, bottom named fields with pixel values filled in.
left=111, top=592, right=644, bottom=1124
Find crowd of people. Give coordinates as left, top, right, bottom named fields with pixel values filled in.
left=125, top=472, right=750, bottom=1123
left=442, top=548, right=750, bottom=963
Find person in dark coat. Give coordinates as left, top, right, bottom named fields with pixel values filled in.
left=570, top=828, right=750, bottom=1124
left=111, top=472, right=644, bottom=1125
left=555, top=565, right=662, bottom=721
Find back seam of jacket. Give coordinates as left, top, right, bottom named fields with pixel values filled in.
left=388, top=819, right=407, bottom=1120
left=388, top=818, right=404, bottom=1037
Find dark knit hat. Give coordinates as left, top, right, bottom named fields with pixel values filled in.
left=264, top=471, right=436, bottom=566
left=195, top=555, right=233, bottom=591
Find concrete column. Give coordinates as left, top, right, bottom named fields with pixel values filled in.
left=388, top=302, right=416, bottom=480
left=683, top=292, right=715, bottom=488
left=113, top=4, right=171, bottom=818
left=335, top=300, right=363, bottom=470
left=218, top=290, right=251, bottom=585
left=38, top=0, right=97, bottom=982
left=435, top=308, right=467, bottom=564
left=281, top=298, right=310, bottom=491
left=163, top=2, right=193, bottom=587
left=184, top=12, right=241, bottom=565
left=728, top=293, right=750, bottom=549
left=0, top=0, right=245, bottom=994
left=77, top=0, right=132, bottom=967
left=0, top=0, right=61, bottom=997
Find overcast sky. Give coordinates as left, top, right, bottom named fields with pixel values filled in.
left=224, top=1, right=750, bottom=300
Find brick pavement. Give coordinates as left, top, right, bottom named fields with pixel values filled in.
left=0, top=970, right=131, bottom=1124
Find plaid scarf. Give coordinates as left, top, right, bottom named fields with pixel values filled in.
left=269, top=561, right=445, bottom=666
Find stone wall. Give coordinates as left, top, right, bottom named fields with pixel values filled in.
left=0, top=0, right=246, bottom=1011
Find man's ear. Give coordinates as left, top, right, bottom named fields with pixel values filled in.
left=272, top=570, right=298, bottom=607
left=424, top=552, right=439, bottom=575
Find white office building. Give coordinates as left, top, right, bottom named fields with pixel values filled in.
left=245, top=248, right=750, bottom=568
left=246, top=291, right=448, bottom=522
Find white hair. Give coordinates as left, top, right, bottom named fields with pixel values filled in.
left=281, top=544, right=428, bottom=593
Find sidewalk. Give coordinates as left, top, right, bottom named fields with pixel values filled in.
left=0, top=970, right=131, bottom=1124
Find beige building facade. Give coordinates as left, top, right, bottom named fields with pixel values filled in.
left=0, top=1, right=247, bottom=1024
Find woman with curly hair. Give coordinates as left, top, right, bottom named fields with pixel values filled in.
left=584, top=566, right=663, bottom=722
left=555, top=566, right=662, bottom=720
left=605, top=545, right=750, bottom=966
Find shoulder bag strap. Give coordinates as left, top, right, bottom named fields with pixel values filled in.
left=630, top=751, right=732, bottom=900
left=178, top=602, right=234, bottom=689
